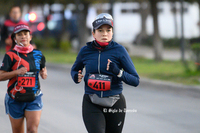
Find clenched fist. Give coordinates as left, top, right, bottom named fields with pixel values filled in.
left=17, top=67, right=27, bottom=75
left=40, top=67, right=47, bottom=79
left=78, top=70, right=84, bottom=83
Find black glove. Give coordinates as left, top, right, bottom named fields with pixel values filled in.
left=74, top=73, right=79, bottom=83
left=108, top=62, right=120, bottom=75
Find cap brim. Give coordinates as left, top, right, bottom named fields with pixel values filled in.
left=14, top=28, right=30, bottom=33
left=93, top=18, right=113, bottom=29
left=94, top=23, right=113, bottom=29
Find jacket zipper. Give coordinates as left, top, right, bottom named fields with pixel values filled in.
left=98, top=51, right=101, bottom=74
left=98, top=51, right=103, bottom=97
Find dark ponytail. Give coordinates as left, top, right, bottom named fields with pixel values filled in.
left=11, top=33, right=16, bottom=49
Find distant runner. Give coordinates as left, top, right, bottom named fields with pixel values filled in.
left=1, top=5, right=29, bottom=52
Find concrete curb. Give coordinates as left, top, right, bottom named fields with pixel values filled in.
left=140, top=77, right=200, bottom=91
left=46, top=63, right=200, bottom=91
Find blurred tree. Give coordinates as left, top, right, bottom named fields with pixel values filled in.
left=169, top=0, right=198, bottom=38
left=197, top=1, right=200, bottom=37
left=168, top=0, right=197, bottom=70
left=149, top=0, right=163, bottom=61
left=109, top=0, right=114, bottom=16
left=134, top=0, right=150, bottom=45
left=184, top=0, right=200, bottom=37
left=75, top=0, right=90, bottom=50
left=135, top=0, right=199, bottom=62
left=170, top=0, right=178, bottom=38
left=129, top=0, right=164, bottom=61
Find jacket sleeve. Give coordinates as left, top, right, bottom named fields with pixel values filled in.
left=71, top=47, right=85, bottom=84
left=119, top=46, right=140, bottom=87
left=1, top=24, right=8, bottom=43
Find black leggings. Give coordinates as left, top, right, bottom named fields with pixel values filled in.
left=82, top=93, right=126, bottom=133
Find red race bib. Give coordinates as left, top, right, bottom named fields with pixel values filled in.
left=17, top=72, right=36, bottom=87
left=88, top=74, right=112, bottom=91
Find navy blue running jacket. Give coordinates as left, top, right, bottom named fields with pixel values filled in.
left=71, top=41, right=139, bottom=97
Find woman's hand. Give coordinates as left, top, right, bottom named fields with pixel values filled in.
left=40, top=67, right=47, bottom=79
left=78, top=70, right=84, bottom=83
left=16, top=67, right=27, bottom=75
left=0, top=67, right=27, bottom=81
left=107, top=59, right=120, bottom=75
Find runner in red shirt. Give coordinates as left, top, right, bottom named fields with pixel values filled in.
left=0, top=24, right=47, bottom=133
left=1, top=5, right=28, bottom=52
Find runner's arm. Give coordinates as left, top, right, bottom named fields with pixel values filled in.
left=0, top=68, right=27, bottom=81
left=39, top=55, right=47, bottom=79
left=71, top=47, right=85, bottom=83
left=39, top=67, right=47, bottom=79
left=0, top=53, right=27, bottom=81
left=119, top=47, right=140, bottom=87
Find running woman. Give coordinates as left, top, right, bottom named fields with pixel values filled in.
left=71, top=13, right=140, bottom=133
left=0, top=24, right=47, bottom=133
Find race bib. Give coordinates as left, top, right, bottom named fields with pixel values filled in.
left=18, top=72, right=36, bottom=87
left=88, top=74, right=112, bottom=91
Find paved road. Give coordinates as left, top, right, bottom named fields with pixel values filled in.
left=124, top=45, right=191, bottom=61
left=0, top=64, right=200, bottom=133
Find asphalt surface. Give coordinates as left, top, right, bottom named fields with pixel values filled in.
left=124, top=45, right=191, bottom=61
left=0, top=63, right=200, bottom=133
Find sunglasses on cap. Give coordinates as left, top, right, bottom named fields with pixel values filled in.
left=95, top=13, right=113, bottom=20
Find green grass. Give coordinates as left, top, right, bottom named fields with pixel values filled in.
left=131, top=57, right=200, bottom=85
left=41, top=49, right=200, bottom=86
left=0, top=48, right=6, bottom=54
left=41, top=49, right=77, bottom=64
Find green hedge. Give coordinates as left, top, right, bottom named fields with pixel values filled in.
left=32, top=37, right=71, bottom=51
left=191, top=42, right=200, bottom=71
left=140, top=36, right=189, bottom=48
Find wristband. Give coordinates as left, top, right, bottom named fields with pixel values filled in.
left=117, top=70, right=123, bottom=78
